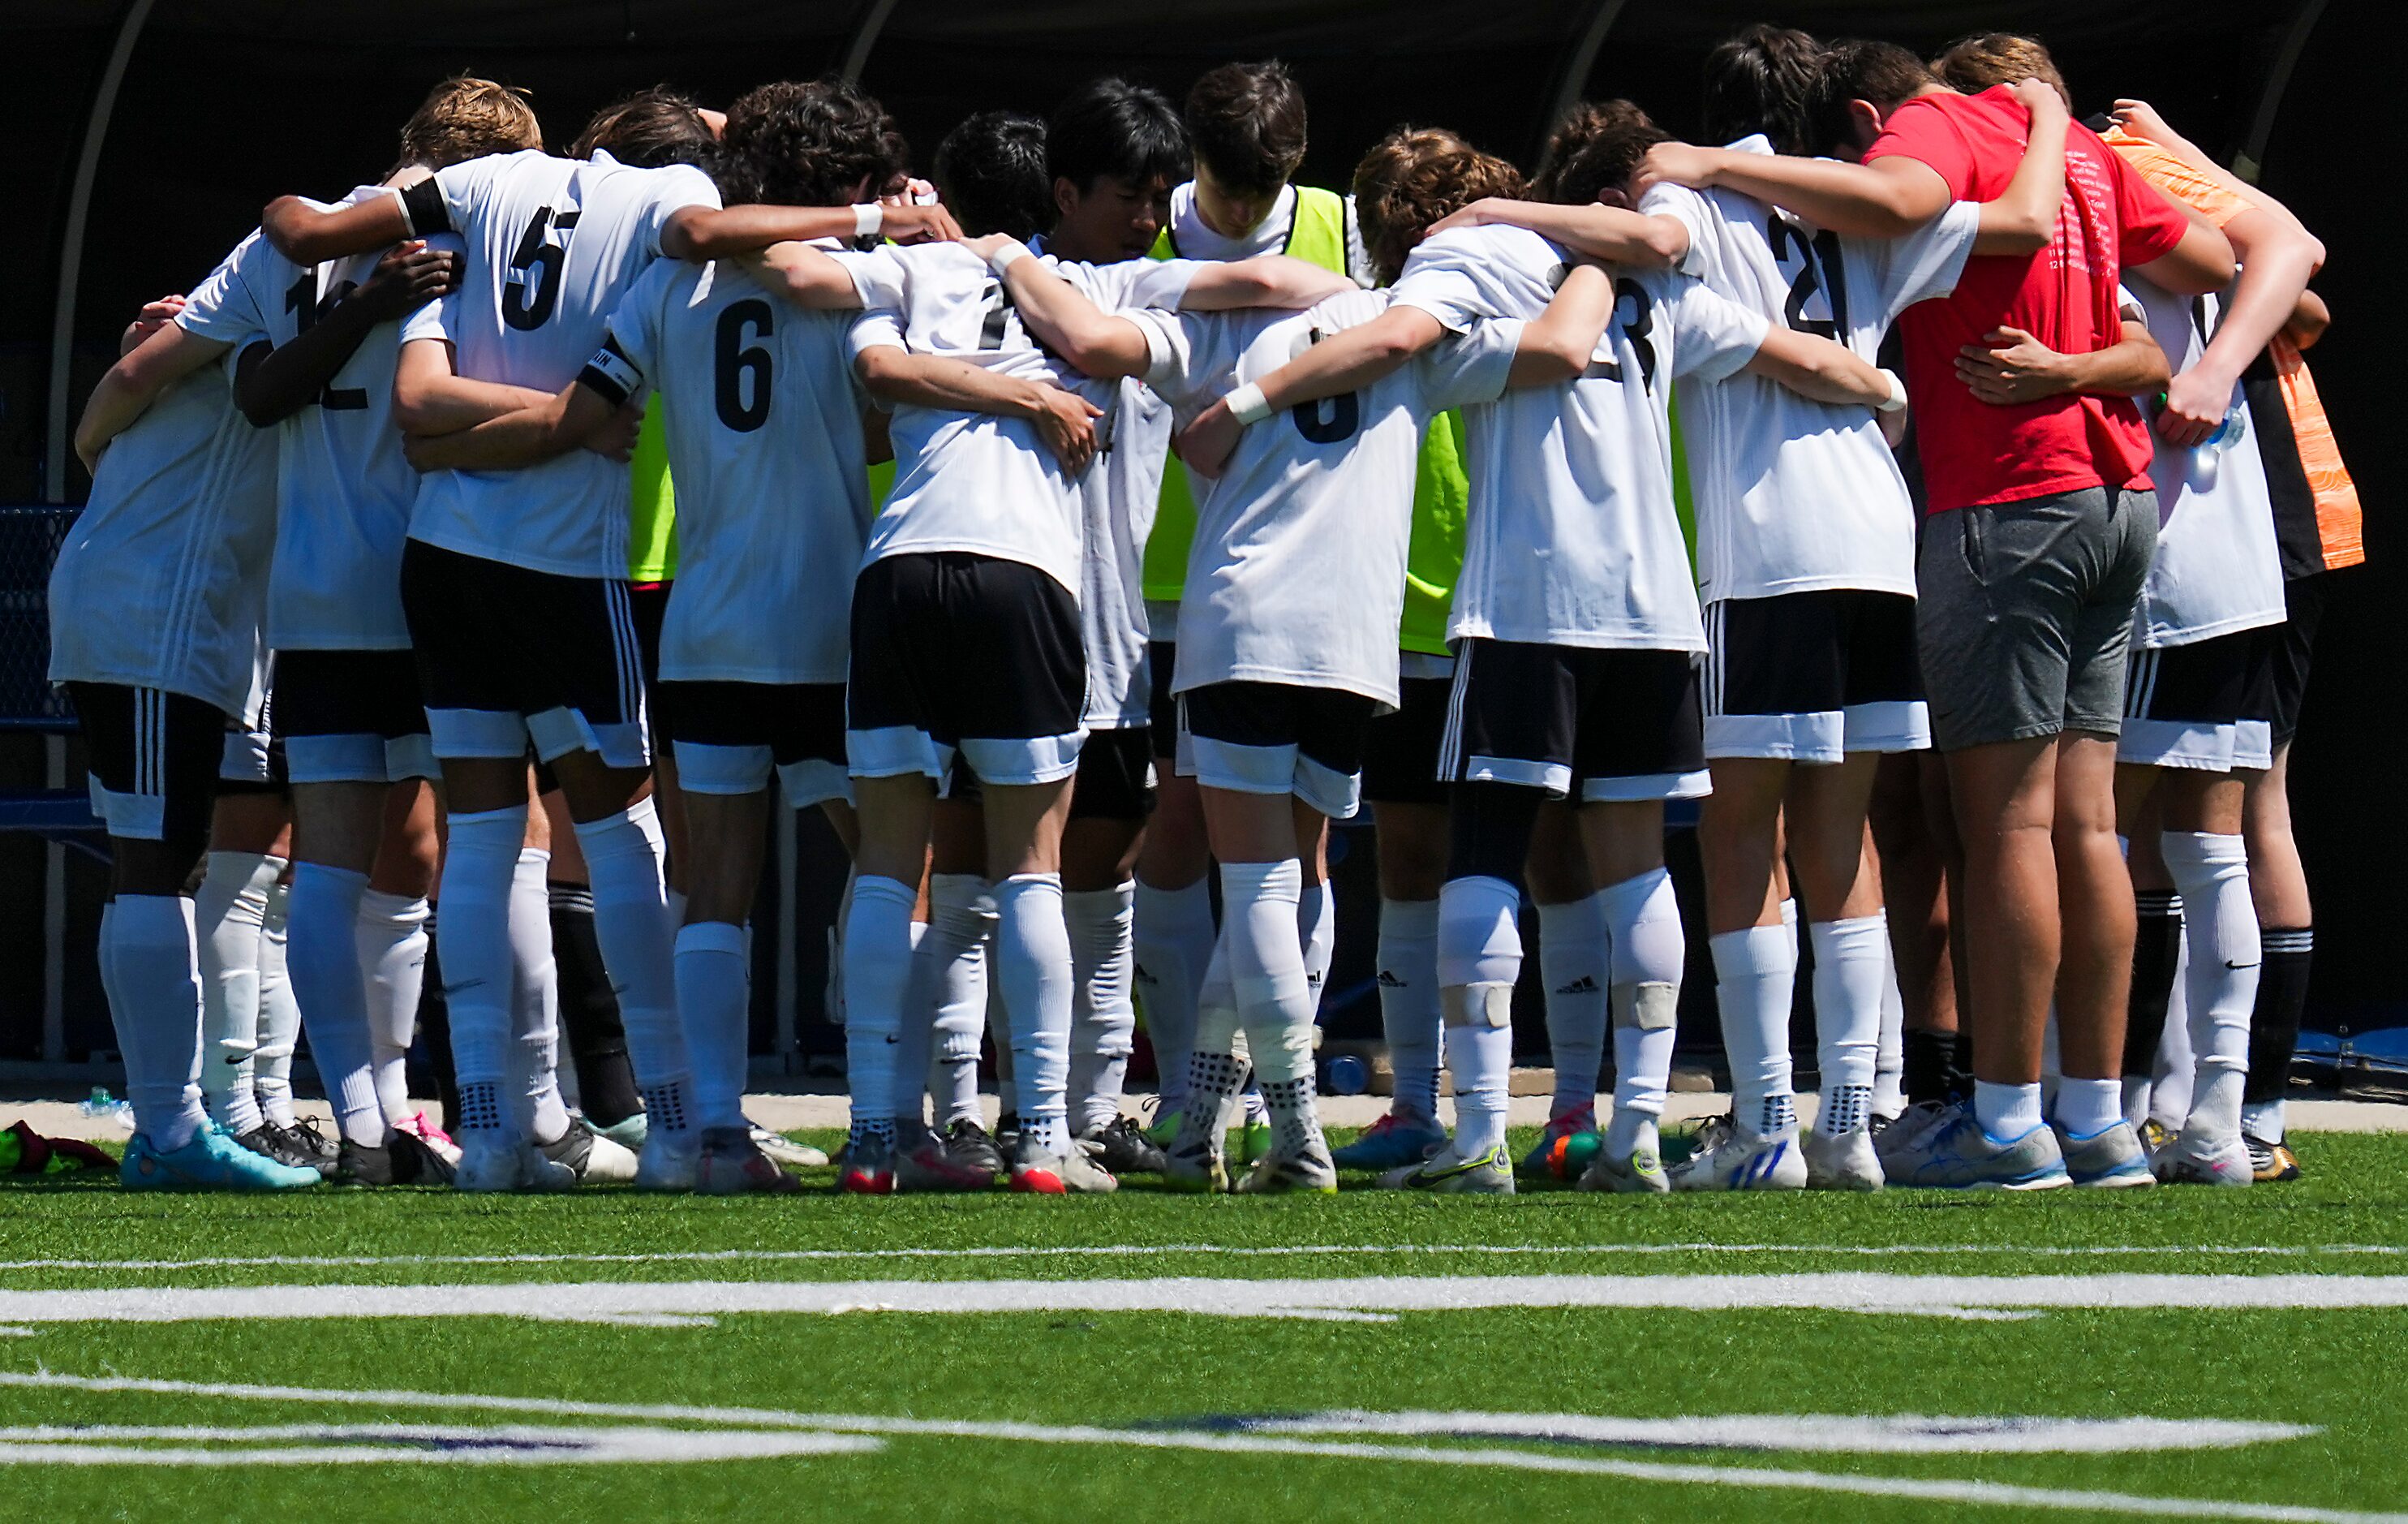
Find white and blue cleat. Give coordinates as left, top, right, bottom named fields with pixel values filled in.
left=1332, top=1111, right=1449, bottom=1171
left=1670, top=1116, right=1806, bottom=1191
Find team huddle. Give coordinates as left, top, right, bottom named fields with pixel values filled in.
left=53, top=25, right=2358, bottom=1199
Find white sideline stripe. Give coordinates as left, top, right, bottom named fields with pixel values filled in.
left=1236, top=1410, right=2317, bottom=1454
left=3, top=1372, right=2397, bottom=1523
left=5, top=1242, right=2402, bottom=1274
left=10, top=1273, right=2408, bottom=1325
left=0, top=1423, right=877, bottom=1466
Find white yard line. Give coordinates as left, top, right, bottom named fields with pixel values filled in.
left=1, top=1371, right=2396, bottom=1523
left=6, top=1242, right=2402, bottom=1275
left=8, top=1272, right=2408, bottom=1326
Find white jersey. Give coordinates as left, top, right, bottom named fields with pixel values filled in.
left=49, top=245, right=277, bottom=716
left=1640, top=140, right=1979, bottom=604
left=396, top=149, right=720, bottom=578
left=1163, top=182, right=1375, bottom=286
left=590, top=256, right=871, bottom=685
left=1391, top=226, right=1769, bottom=652
left=2125, top=278, right=2285, bottom=648
left=1147, top=289, right=1505, bottom=708
left=179, top=187, right=467, bottom=650
left=843, top=243, right=1185, bottom=596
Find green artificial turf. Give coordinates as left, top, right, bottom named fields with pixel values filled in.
left=2, top=1127, right=2403, bottom=1522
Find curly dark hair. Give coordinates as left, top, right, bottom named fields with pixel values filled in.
left=570, top=86, right=714, bottom=169
left=1535, top=99, right=1667, bottom=206
left=722, top=77, right=910, bottom=207
left=1352, top=127, right=1526, bottom=285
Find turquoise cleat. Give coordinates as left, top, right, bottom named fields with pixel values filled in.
left=121, top=1122, right=323, bottom=1191
left=1331, top=1111, right=1449, bottom=1171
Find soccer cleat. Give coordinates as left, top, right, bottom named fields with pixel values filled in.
left=1162, top=1131, right=1228, bottom=1194
left=120, top=1124, right=321, bottom=1191
left=634, top=1129, right=701, bottom=1192
left=1236, top=1139, right=1339, bottom=1195
left=274, top=1116, right=342, bottom=1171
left=2247, top=1134, right=2302, bottom=1183
left=454, top=1131, right=527, bottom=1192
left=1380, top=1140, right=1515, bottom=1195
left=231, top=1122, right=327, bottom=1174
left=695, top=1125, right=802, bottom=1195
left=1670, top=1117, right=1805, bottom=1192
left=393, top=1109, right=462, bottom=1166
left=1331, top=1111, right=1449, bottom=1171
left=751, top=1125, right=828, bottom=1169
left=2052, top=1120, right=2156, bottom=1189
left=1142, top=1101, right=1181, bottom=1148
left=1881, top=1106, right=2071, bottom=1190
left=335, top=1130, right=454, bottom=1187
left=1518, top=1100, right=1597, bottom=1177
left=1801, top=1126, right=1886, bottom=1191
left=995, top=1111, right=1021, bottom=1154
left=897, top=1132, right=997, bottom=1192
left=591, top=1112, right=649, bottom=1154
left=2138, top=1117, right=2178, bottom=1163
left=1576, top=1137, right=1671, bottom=1195
left=836, top=1130, right=897, bottom=1195
left=2156, top=1129, right=2254, bottom=1187
left=940, top=1117, right=1008, bottom=1177
left=1081, top=1115, right=1167, bottom=1174
left=522, top=1117, right=639, bottom=1190
left=1008, top=1131, right=1118, bottom=1195
left=1238, top=1117, right=1274, bottom=1167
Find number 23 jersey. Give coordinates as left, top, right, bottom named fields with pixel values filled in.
left=1392, top=225, right=1769, bottom=653
left=397, top=148, right=720, bottom=579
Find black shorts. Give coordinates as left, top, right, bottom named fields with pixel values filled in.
left=1439, top=638, right=1708, bottom=803
left=1360, top=674, right=1452, bottom=806
left=273, top=648, right=436, bottom=784
left=1704, top=589, right=1927, bottom=762
left=66, top=682, right=225, bottom=857
left=660, top=678, right=849, bottom=806
left=2268, top=572, right=2328, bottom=747
left=1069, top=725, right=1156, bottom=821
left=217, top=710, right=287, bottom=795
left=629, top=581, right=669, bottom=690
left=848, top=551, right=1086, bottom=786
left=400, top=540, right=650, bottom=770
left=2121, top=626, right=2272, bottom=773
left=1180, top=680, right=1378, bottom=820
left=1147, top=639, right=1180, bottom=756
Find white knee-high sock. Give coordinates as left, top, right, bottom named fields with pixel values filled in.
left=2152, top=937, right=2195, bottom=1130
left=1133, top=878, right=1215, bottom=1113
left=988, top=976, right=1017, bottom=1117
left=675, top=919, right=752, bottom=1134
left=1809, top=914, right=1887, bottom=1139
left=508, top=847, right=570, bottom=1145
left=1375, top=898, right=1443, bottom=1124
left=1297, top=877, right=1335, bottom=1017
left=885, top=919, right=936, bottom=1131
left=1066, top=880, right=1138, bottom=1134
left=193, top=850, right=277, bottom=1134
left=103, top=894, right=209, bottom=1152
left=1603, top=867, right=1683, bottom=1156
left=571, top=799, right=690, bottom=1136
left=357, top=889, right=429, bottom=1122
left=921, top=874, right=995, bottom=1129
left=2161, top=831, right=2259, bottom=1139
left=1223, top=859, right=1321, bottom=1155
left=1709, top=922, right=1796, bottom=1137
left=995, top=872, right=1074, bottom=1152
left=434, top=808, right=522, bottom=1136
left=1537, top=893, right=1608, bottom=1125
left=285, top=863, right=386, bottom=1146
left=841, top=874, right=919, bottom=1139
left=1874, top=928, right=1907, bottom=1118
left=254, top=874, right=301, bottom=1128
left=1437, top=873, right=1521, bottom=1159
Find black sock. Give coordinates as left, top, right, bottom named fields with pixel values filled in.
left=550, top=885, right=643, bottom=1126
left=2125, top=891, right=2184, bottom=1078
left=2246, top=928, right=2313, bottom=1110
left=1903, top=1028, right=1960, bottom=1108
left=415, top=921, right=460, bottom=1129
left=1948, top=1032, right=1974, bottom=1103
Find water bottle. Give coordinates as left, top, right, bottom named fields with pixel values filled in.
left=78, top=1086, right=130, bottom=1124
left=2199, top=405, right=2247, bottom=453
left=1322, top=1053, right=1370, bottom=1096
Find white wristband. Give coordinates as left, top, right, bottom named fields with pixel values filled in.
left=1876, top=368, right=1908, bottom=413
left=851, top=202, right=884, bottom=239
left=985, top=238, right=1031, bottom=277
left=1224, top=381, right=1273, bottom=427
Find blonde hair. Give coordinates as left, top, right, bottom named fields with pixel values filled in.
left=1933, top=33, right=2073, bottom=111
left=396, top=75, right=541, bottom=172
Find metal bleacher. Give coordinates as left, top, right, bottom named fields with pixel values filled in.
left=0, top=504, right=104, bottom=859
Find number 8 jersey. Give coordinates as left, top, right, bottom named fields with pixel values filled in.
left=394, top=147, right=721, bottom=578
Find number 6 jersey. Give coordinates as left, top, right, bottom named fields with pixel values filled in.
left=583, top=255, right=873, bottom=686
left=394, top=147, right=721, bottom=579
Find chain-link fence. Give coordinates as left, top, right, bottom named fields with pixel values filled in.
left=0, top=506, right=75, bottom=728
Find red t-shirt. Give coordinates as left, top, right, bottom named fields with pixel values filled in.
left=1867, top=86, right=2189, bottom=513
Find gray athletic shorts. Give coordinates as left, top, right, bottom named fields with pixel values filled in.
left=1915, top=485, right=2157, bottom=751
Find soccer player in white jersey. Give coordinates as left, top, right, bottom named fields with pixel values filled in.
left=1150, top=239, right=1620, bottom=1195
left=1185, top=148, right=1908, bottom=1195
left=174, top=77, right=544, bottom=1187
left=259, top=102, right=953, bottom=1193
left=1431, top=74, right=2067, bottom=1190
